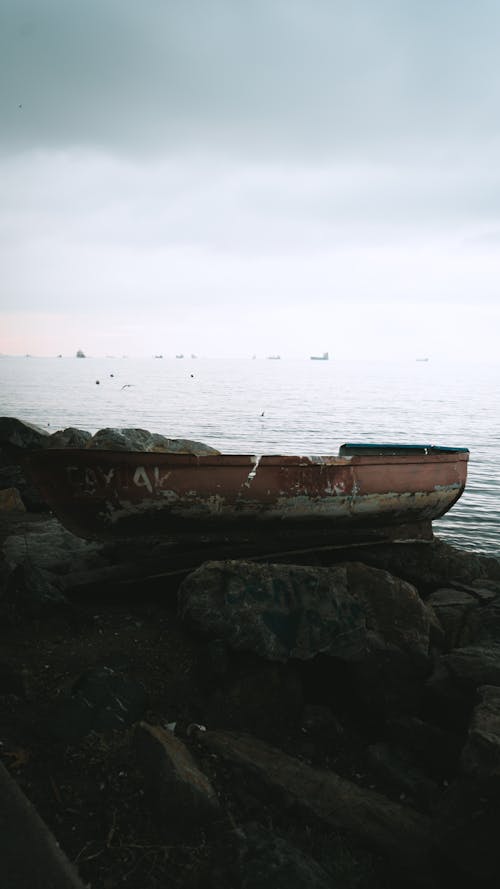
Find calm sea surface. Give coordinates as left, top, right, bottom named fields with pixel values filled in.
left=1, top=356, right=499, bottom=556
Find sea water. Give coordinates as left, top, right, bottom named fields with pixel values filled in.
left=1, top=355, right=498, bottom=555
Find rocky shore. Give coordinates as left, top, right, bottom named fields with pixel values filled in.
left=1, top=417, right=500, bottom=888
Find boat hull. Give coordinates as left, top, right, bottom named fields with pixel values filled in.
left=23, top=448, right=469, bottom=545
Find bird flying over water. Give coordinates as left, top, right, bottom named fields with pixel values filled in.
left=121, top=384, right=133, bottom=389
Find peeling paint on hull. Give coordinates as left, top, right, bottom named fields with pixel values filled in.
left=24, top=448, right=469, bottom=545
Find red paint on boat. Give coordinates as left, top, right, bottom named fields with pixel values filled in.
left=23, top=446, right=469, bottom=546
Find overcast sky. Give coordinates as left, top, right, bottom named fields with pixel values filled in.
left=1, top=0, right=500, bottom=359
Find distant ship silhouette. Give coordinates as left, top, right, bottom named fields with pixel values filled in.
left=310, top=351, right=329, bottom=360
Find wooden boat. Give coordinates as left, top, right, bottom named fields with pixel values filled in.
left=22, top=443, right=469, bottom=548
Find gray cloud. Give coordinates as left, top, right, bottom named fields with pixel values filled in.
left=2, top=2, right=500, bottom=358
left=3, top=1, right=500, bottom=159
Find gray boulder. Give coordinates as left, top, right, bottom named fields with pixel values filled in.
left=340, top=538, right=500, bottom=591
left=428, top=585, right=500, bottom=652
left=386, top=715, right=463, bottom=778
left=86, top=427, right=220, bottom=455
left=461, top=685, right=500, bottom=784
left=203, top=659, right=304, bottom=739
left=441, top=643, right=500, bottom=688
left=178, top=560, right=431, bottom=664
left=134, top=722, right=220, bottom=838
left=426, top=643, right=500, bottom=730
left=2, top=516, right=104, bottom=574
left=0, top=416, right=50, bottom=449
left=234, top=823, right=336, bottom=889
left=0, top=487, right=25, bottom=513
left=49, top=666, right=148, bottom=742
left=366, top=742, right=440, bottom=812
left=198, top=729, right=436, bottom=888
left=427, top=588, right=480, bottom=650
left=0, top=418, right=52, bottom=510
left=432, top=777, right=500, bottom=885
left=46, top=427, right=92, bottom=448
left=431, top=684, right=500, bottom=884
left=0, top=562, right=68, bottom=624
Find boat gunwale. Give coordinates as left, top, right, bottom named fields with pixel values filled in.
left=23, top=448, right=470, bottom=469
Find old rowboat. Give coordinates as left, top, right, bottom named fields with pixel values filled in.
left=23, top=443, right=469, bottom=547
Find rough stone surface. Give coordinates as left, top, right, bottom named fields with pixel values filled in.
left=178, top=560, right=431, bottom=664
left=0, top=418, right=52, bottom=510
left=386, top=715, right=463, bottom=779
left=342, top=538, right=500, bottom=590
left=49, top=666, right=148, bottom=742
left=462, top=594, right=500, bottom=647
left=235, top=823, right=335, bottom=889
left=425, top=644, right=500, bottom=731
left=441, top=643, right=500, bottom=688
left=366, top=742, right=439, bottom=812
left=461, top=685, right=500, bottom=783
left=0, top=488, right=26, bottom=512
left=1, top=562, right=68, bottom=623
left=86, top=427, right=220, bottom=455
left=203, top=658, right=303, bottom=739
left=426, top=587, right=479, bottom=650
left=2, top=517, right=104, bottom=574
left=198, top=729, right=436, bottom=887
left=432, top=777, right=500, bottom=885
left=0, top=760, right=86, bottom=889
left=2, top=497, right=500, bottom=888
left=348, top=647, right=430, bottom=725
left=134, top=722, right=220, bottom=838
left=180, top=560, right=365, bottom=662
left=0, top=661, right=27, bottom=698
left=46, top=427, right=92, bottom=448
left=344, top=561, right=431, bottom=659
left=428, top=586, right=500, bottom=652
left=0, top=416, right=50, bottom=449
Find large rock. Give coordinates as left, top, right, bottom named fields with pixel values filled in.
left=178, top=560, right=431, bottom=664
left=428, top=586, right=500, bottom=651
left=86, top=427, right=220, bottom=455
left=233, top=823, right=336, bottom=889
left=461, top=685, right=500, bottom=784
left=366, top=742, right=439, bottom=812
left=426, top=587, right=480, bottom=650
left=46, top=427, right=92, bottom=448
left=0, top=562, right=68, bottom=623
left=198, top=729, right=436, bottom=888
left=441, top=643, right=500, bottom=688
left=425, top=643, right=500, bottom=730
left=2, top=517, right=104, bottom=574
left=340, top=538, right=500, bottom=591
left=0, top=417, right=50, bottom=449
left=432, top=777, right=500, bottom=885
left=134, top=722, right=220, bottom=838
left=202, top=658, right=304, bottom=739
left=462, top=591, right=500, bottom=646
left=0, top=488, right=25, bottom=513
left=49, top=666, right=148, bottom=742
left=431, top=685, right=500, bottom=884
left=0, top=418, right=51, bottom=510
left=386, top=715, right=463, bottom=779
